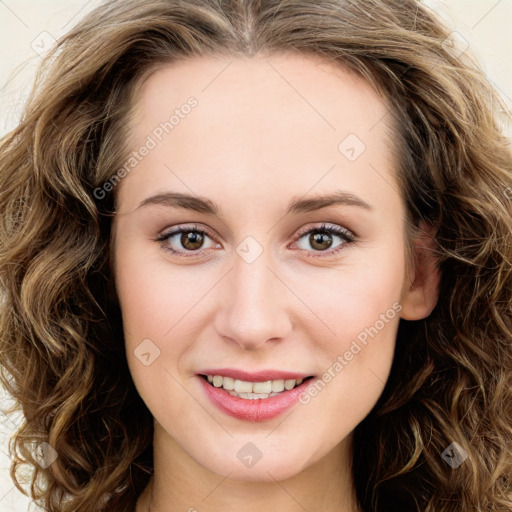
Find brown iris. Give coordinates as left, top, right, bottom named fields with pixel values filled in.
left=309, top=231, right=333, bottom=251
left=181, top=231, right=204, bottom=250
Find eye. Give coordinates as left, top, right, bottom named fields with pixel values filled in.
left=291, top=223, right=355, bottom=257
left=155, top=224, right=220, bottom=257
left=155, top=222, right=355, bottom=259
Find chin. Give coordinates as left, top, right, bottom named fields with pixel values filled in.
left=190, top=435, right=317, bottom=482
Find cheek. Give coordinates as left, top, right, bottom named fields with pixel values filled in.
left=292, top=243, right=405, bottom=348
left=114, top=239, right=186, bottom=341
left=297, top=287, right=401, bottom=449
left=292, top=244, right=404, bottom=412
left=114, top=249, right=195, bottom=421
left=113, top=238, right=212, bottom=397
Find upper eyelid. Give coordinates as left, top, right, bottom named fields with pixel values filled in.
left=293, top=223, right=354, bottom=239
left=158, top=223, right=217, bottom=241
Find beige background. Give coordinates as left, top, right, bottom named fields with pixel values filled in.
left=1, top=1, right=511, bottom=510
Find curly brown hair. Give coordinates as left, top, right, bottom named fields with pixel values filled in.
left=1, top=0, right=511, bottom=511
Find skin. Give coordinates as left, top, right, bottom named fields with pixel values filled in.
left=111, top=52, right=440, bottom=512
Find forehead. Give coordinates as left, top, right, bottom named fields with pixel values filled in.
left=118, top=52, right=400, bottom=215
left=130, top=52, right=394, bottom=142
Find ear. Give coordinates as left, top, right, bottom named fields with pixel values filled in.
left=400, top=220, right=441, bottom=321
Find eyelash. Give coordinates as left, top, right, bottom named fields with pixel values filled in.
left=154, top=223, right=356, bottom=259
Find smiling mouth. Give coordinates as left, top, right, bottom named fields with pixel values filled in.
left=199, top=374, right=315, bottom=399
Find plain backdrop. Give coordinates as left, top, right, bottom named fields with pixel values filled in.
left=1, top=1, right=511, bottom=511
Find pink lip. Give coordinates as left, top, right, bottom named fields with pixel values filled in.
left=197, top=374, right=315, bottom=422
left=197, top=368, right=311, bottom=382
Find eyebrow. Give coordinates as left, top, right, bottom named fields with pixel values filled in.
left=137, top=190, right=372, bottom=215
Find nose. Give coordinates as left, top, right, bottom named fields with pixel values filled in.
left=213, top=249, right=293, bottom=351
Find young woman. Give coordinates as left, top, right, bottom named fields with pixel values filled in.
left=1, top=1, right=511, bottom=511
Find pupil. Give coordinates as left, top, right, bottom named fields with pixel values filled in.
left=310, top=231, right=332, bottom=250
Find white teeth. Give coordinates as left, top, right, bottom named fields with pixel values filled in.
left=205, top=374, right=307, bottom=397
left=222, top=376, right=235, bottom=390
left=252, top=381, right=272, bottom=394
left=284, top=379, right=296, bottom=390
left=271, top=379, right=285, bottom=392
left=234, top=379, right=253, bottom=393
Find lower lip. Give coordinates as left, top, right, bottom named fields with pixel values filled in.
left=198, top=376, right=314, bottom=422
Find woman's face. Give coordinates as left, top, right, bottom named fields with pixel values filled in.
left=112, top=53, right=435, bottom=482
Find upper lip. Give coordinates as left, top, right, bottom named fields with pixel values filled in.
left=198, top=368, right=313, bottom=382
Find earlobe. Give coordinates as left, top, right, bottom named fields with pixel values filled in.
left=400, top=221, right=441, bottom=321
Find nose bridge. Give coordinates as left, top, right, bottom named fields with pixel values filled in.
left=214, top=247, right=292, bottom=350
